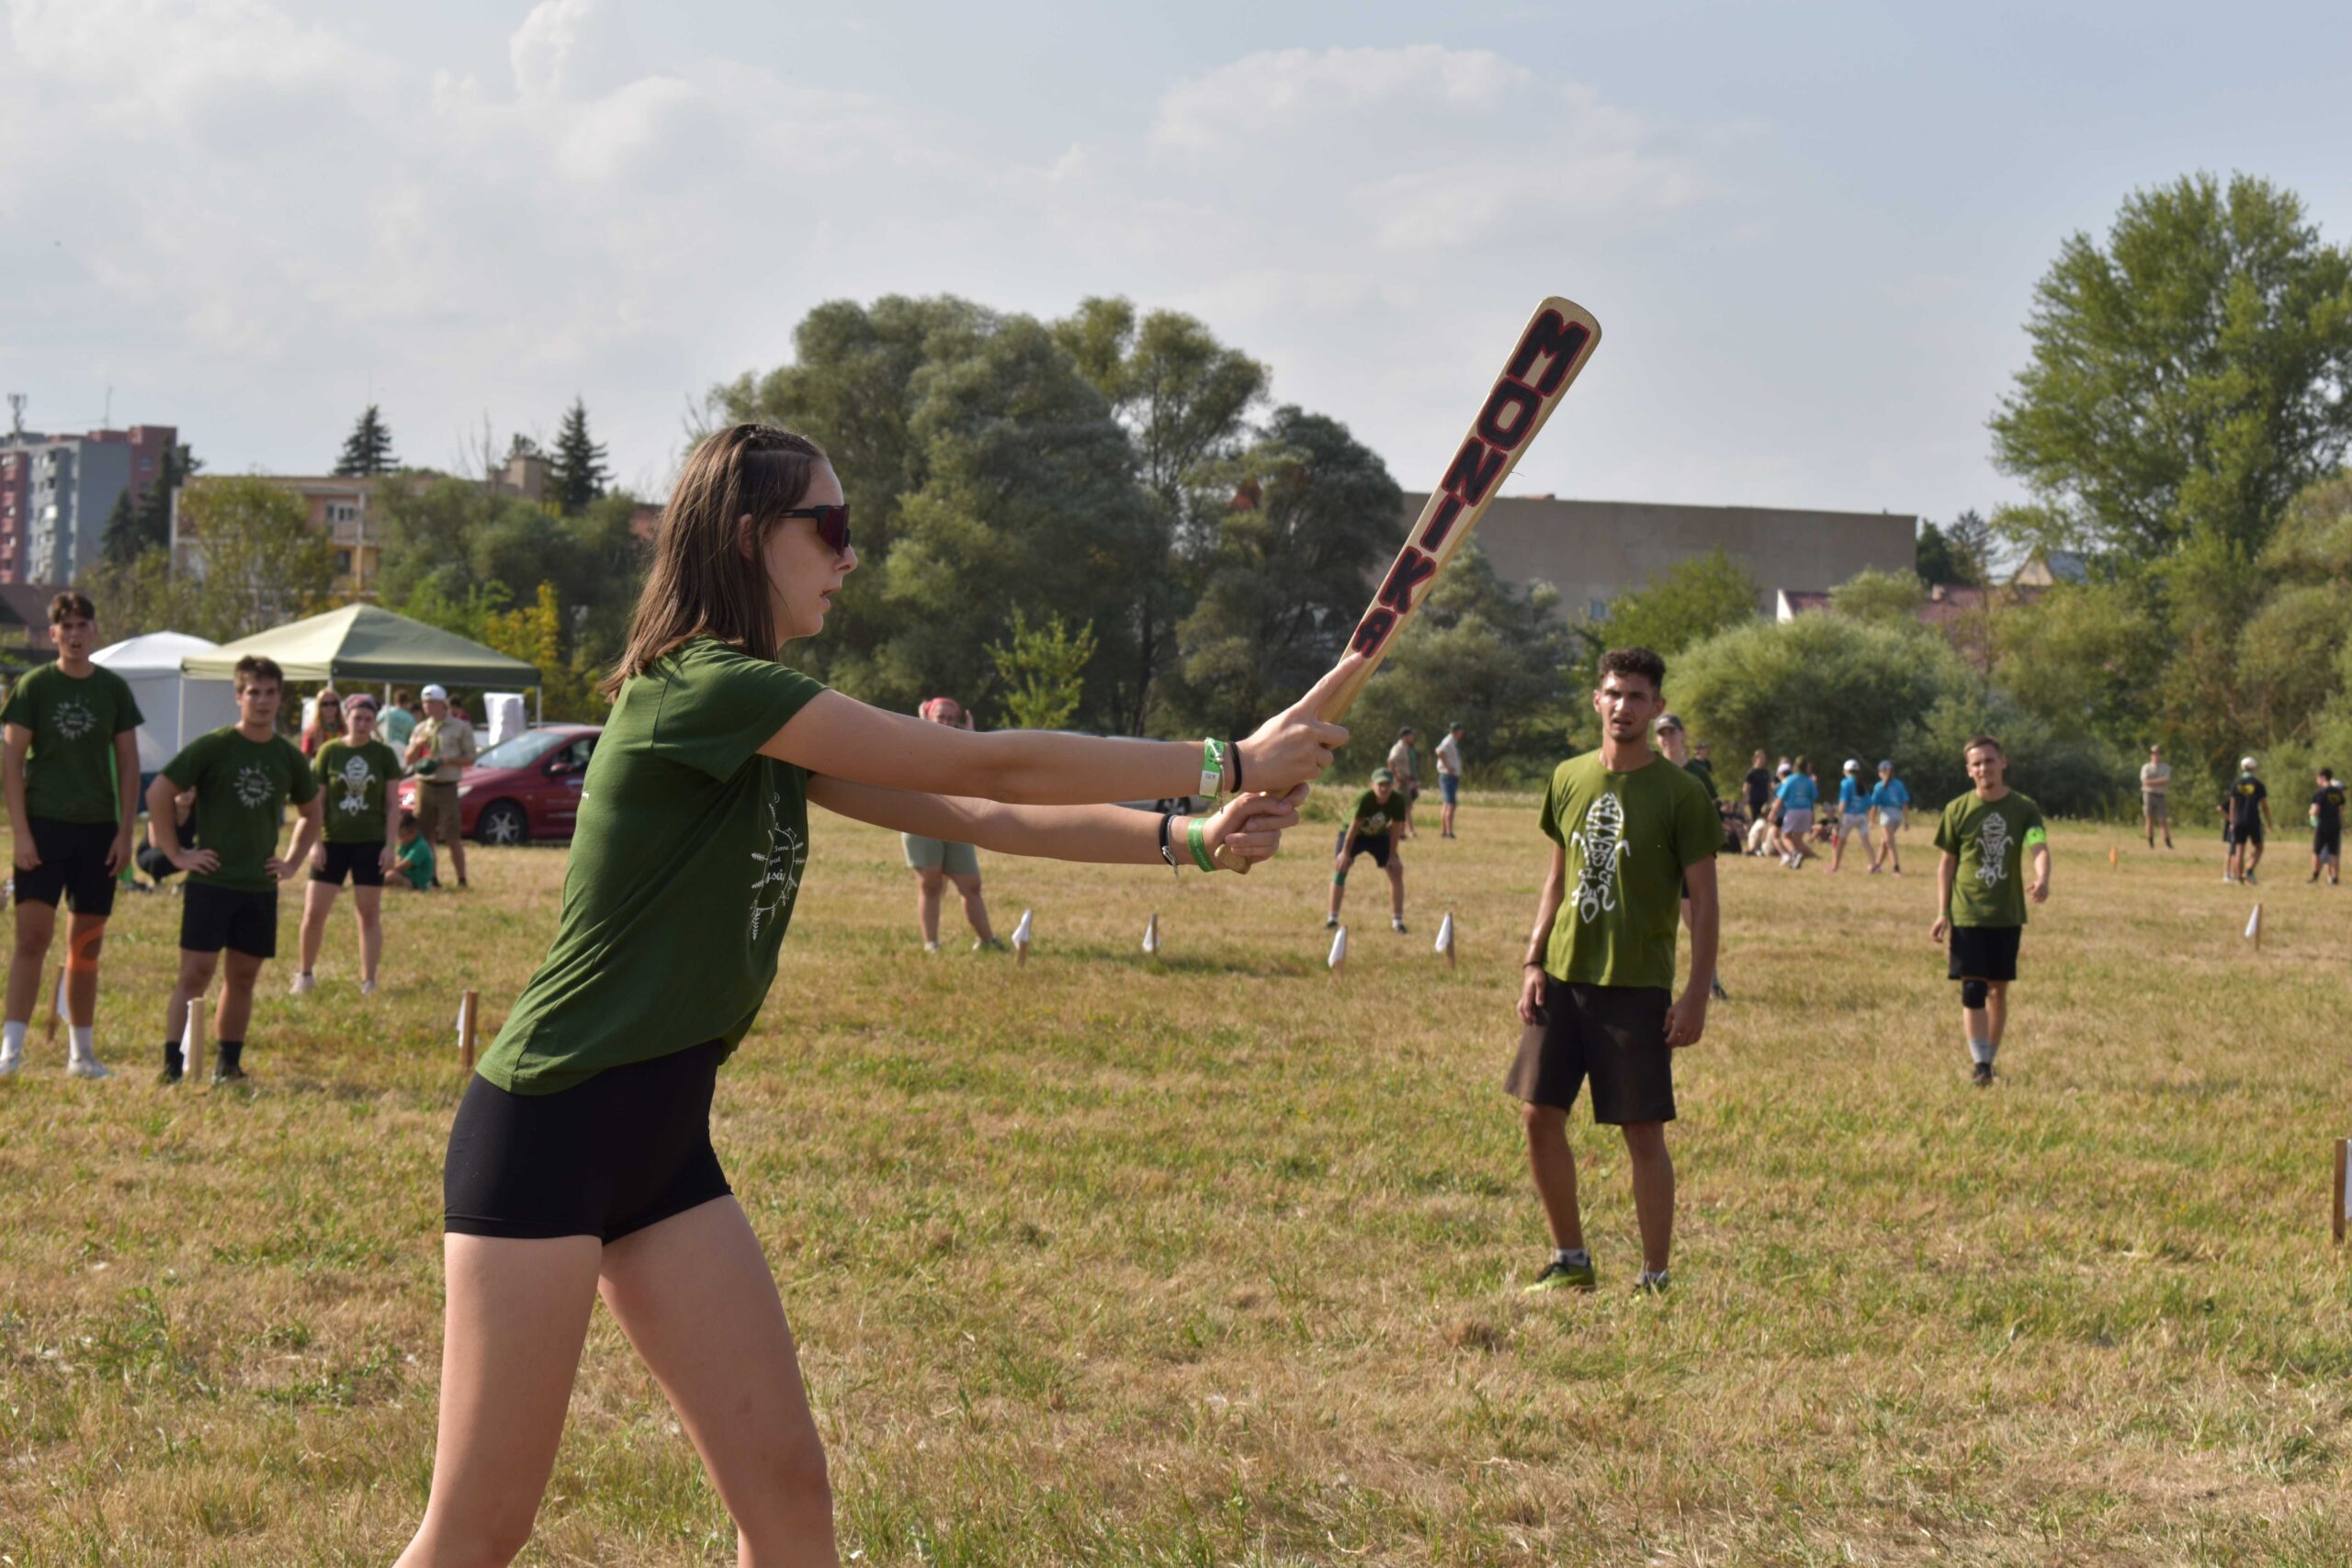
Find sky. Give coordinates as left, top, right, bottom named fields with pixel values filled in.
left=5, top=0, right=2349, bottom=525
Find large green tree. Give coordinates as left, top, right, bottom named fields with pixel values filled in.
left=333, top=405, right=398, bottom=478
left=1991, top=173, right=2352, bottom=566
left=548, top=398, right=611, bottom=515
left=1161, top=406, right=1401, bottom=739
left=1585, top=547, right=1759, bottom=666
left=169, top=476, right=337, bottom=642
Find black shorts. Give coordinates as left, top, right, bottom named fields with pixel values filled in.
left=311, top=840, right=387, bottom=887
left=2231, top=820, right=2264, bottom=846
left=2317, top=826, right=2343, bottom=857
left=180, top=882, right=278, bottom=958
left=445, top=1040, right=732, bottom=1241
left=12, top=817, right=119, bottom=917
left=1947, top=923, right=2021, bottom=983
left=1504, top=976, right=1675, bottom=1124
left=1336, top=827, right=1391, bottom=869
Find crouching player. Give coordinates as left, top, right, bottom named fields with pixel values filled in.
left=1930, top=734, right=2050, bottom=1086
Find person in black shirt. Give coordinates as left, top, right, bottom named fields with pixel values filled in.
left=1742, top=750, right=1770, bottom=852
left=2310, top=767, right=2345, bottom=886
left=2222, top=758, right=2270, bottom=885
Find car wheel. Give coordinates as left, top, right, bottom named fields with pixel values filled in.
left=477, top=801, right=529, bottom=847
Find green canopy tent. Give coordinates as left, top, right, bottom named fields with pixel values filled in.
left=179, top=604, right=544, bottom=727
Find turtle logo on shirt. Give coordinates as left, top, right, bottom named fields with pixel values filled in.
left=336, top=753, right=374, bottom=818
left=748, top=782, right=807, bottom=942
left=1569, top=790, right=1629, bottom=924
left=232, top=763, right=275, bottom=808
left=1974, top=812, right=2012, bottom=889
left=51, top=698, right=96, bottom=741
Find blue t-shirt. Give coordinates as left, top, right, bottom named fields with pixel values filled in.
left=1871, top=778, right=1910, bottom=811
left=1777, top=773, right=1818, bottom=811
left=1839, top=777, right=1868, bottom=814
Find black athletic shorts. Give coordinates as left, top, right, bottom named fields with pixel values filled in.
left=12, top=817, right=119, bottom=917
left=444, top=1040, right=733, bottom=1242
left=1504, top=975, right=1675, bottom=1124
left=2317, top=826, right=2343, bottom=858
left=311, top=840, right=387, bottom=887
left=1947, top=923, right=2020, bottom=983
left=1335, top=827, right=1391, bottom=869
left=2231, top=819, right=2265, bottom=846
left=180, top=882, right=278, bottom=958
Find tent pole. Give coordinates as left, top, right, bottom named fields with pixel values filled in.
left=534, top=687, right=542, bottom=727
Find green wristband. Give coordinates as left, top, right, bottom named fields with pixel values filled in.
left=1187, top=816, right=1217, bottom=873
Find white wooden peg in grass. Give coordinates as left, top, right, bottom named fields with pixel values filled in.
left=1327, top=924, right=1348, bottom=977
left=1142, top=912, right=1159, bottom=955
left=1435, top=910, right=1455, bottom=969
left=1012, top=908, right=1034, bottom=964
left=458, top=989, right=480, bottom=1073
left=2245, top=904, right=2262, bottom=949
left=180, top=992, right=205, bottom=1065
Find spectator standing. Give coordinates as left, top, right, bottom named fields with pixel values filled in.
left=2139, top=744, right=2173, bottom=850
left=405, top=683, right=478, bottom=890
left=1869, top=760, right=1911, bottom=874
left=2222, top=757, right=2269, bottom=885
left=1742, top=750, right=1773, bottom=855
left=1386, top=727, right=1420, bottom=839
left=899, top=696, right=1002, bottom=953
left=2310, top=768, right=2345, bottom=886
left=1435, top=721, right=1467, bottom=839
left=1830, top=760, right=1871, bottom=873
left=294, top=694, right=402, bottom=995
left=1654, top=714, right=1731, bottom=1002
left=300, top=688, right=345, bottom=760
left=0, top=592, right=143, bottom=1080
left=380, top=689, right=418, bottom=761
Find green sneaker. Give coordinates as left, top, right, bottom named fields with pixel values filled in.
left=1523, top=1258, right=1597, bottom=1293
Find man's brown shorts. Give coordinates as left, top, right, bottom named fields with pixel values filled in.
left=418, top=781, right=464, bottom=841
left=1504, top=975, right=1676, bottom=1124
left=2143, top=791, right=2168, bottom=823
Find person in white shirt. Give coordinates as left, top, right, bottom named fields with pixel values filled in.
left=2139, top=744, right=2173, bottom=850
left=1385, top=727, right=1420, bottom=840
left=1435, top=721, right=1466, bottom=839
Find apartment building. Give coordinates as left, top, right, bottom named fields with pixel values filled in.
left=0, top=424, right=178, bottom=584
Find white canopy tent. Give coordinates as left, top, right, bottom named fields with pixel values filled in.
left=91, top=632, right=239, bottom=776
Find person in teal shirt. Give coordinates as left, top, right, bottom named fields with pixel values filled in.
left=1831, top=760, right=1872, bottom=873
left=1869, top=761, right=1912, bottom=874
left=1774, top=757, right=1819, bottom=868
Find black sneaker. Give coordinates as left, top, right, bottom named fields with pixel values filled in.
left=211, top=1064, right=248, bottom=1086
left=1632, top=1269, right=1670, bottom=1296
left=1710, top=976, right=1730, bottom=1001
left=1971, top=1061, right=1994, bottom=1087
left=1325, top=916, right=1339, bottom=930
left=1391, top=918, right=1408, bottom=934
left=158, top=1045, right=184, bottom=1086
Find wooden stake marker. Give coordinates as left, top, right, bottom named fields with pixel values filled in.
left=1012, top=908, right=1034, bottom=965
left=2245, top=904, right=2262, bottom=951
left=1435, top=910, right=1456, bottom=969
left=2336, top=1138, right=2350, bottom=1244
left=457, top=989, right=480, bottom=1074
left=180, top=991, right=206, bottom=1066
left=2109, top=845, right=2119, bottom=868
left=1141, top=912, right=1159, bottom=956
left=42, top=964, right=66, bottom=1043
left=1327, top=924, right=1348, bottom=978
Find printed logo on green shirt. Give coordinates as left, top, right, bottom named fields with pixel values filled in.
left=232, top=763, right=275, bottom=807
left=1973, top=811, right=2014, bottom=891
left=52, top=699, right=96, bottom=740
left=1570, top=790, right=1628, bottom=922
left=749, top=780, right=806, bottom=942
left=334, top=752, right=375, bottom=818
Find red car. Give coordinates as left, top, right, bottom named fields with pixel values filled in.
left=396, top=724, right=603, bottom=846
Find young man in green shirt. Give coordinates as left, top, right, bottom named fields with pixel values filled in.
left=1930, top=734, right=2051, bottom=1086
left=146, top=656, right=324, bottom=1085
left=295, top=693, right=403, bottom=995
left=1326, top=768, right=1410, bottom=933
left=1511, top=648, right=1720, bottom=1295
left=0, top=592, right=144, bottom=1079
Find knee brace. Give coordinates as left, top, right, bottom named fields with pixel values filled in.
left=65, top=922, right=106, bottom=973
left=1331, top=871, right=1349, bottom=887
left=1960, top=978, right=1988, bottom=1010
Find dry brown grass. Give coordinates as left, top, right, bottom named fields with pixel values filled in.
left=3, top=797, right=2350, bottom=1564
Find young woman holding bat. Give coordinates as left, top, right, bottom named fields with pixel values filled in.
left=395, top=423, right=1353, bottom=1568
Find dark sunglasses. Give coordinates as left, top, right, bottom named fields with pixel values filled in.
left=778, top=503, right=852, bottom=555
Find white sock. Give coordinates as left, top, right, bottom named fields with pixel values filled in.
left=1555, top=1247, right=1589, bottom=1268
left=2, top=1019, right=25, bottom=1057
left=69, top=1024, right=96, bottom=1064
left=1970, top=1036, right=1996, bottom=1066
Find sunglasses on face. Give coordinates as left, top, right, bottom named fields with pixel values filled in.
left=778, top=503, right=852, bottom=556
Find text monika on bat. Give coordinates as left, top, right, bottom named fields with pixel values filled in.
left=1348, top=310, right=1594, bottom=659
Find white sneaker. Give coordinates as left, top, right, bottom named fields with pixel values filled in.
left=66, top=1055, right=110, bottom=1080
left=289, top=972, right=316, bottom=996
left=359, top=979, right=378, bottom=997
left=0, top=1048, right=20, bottom=1077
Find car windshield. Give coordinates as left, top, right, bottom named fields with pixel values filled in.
left=472, top=730, right=574, bottom=771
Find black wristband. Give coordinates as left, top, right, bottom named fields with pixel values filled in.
left=1227, top=734, right=1244, bottom=792
left=1158, top=811, right=1177, bottom=872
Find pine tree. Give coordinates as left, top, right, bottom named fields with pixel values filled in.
left=334, top=405, right=397, bottom=477
left=101, top=443, right=187, bottom=566
left=548, top=398, right=610, bottom=515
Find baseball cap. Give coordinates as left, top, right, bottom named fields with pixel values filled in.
left=1878, top=759, right=1894, bottom=771
left=1372, top=768, right=1396, bottom=784
left=2241, top=756, right=2258, bottom=770
left=422, top=683, right=448, bottom=702
left=1448, top=719, right=1465, bottom=731
left=1843, top=759, right=1860, bottom=773
left=1655, top=712, right=1684, bottom=732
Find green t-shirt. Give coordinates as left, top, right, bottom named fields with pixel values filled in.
left=160, top=728, right=319, bottom=891
left=1538, top=752, right=1720, bottom=990
left=478, top=639, right=827, bottom=1095
left=1349, top=788, right=1409, bottom=839
left=1, top=663, right=143, bottom=825
left=395, top=834, right=434, bottom=891
left=314, top=738, right=402, bottom=843
left=1933, top=790, right=2047, bottom=928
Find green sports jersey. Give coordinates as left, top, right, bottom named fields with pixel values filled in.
left=0, top=663, right=142, bottom=825
left=478, top=639, right=827, bottom=1095
left=1537, top=752, right=1720, bottom=990
left=314, top=738, right=402, bottom=842
left=1349, top=788, right=1409, bottom=839
left=1934, top=790, right=2047, bottom=927
left=160, top=727, right=319, bottom=891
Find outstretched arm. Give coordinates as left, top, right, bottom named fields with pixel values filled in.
left=808, top=776, right=1304, bottom=873
left=765, top=657, right=1361, bottom=805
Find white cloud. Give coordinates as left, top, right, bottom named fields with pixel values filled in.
left=510, top=0, right=600, bottom=99
left=1152, top=44, right=1527, bottom=152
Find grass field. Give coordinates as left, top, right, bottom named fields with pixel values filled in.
left=3, top=791, right=2350, bottom=1565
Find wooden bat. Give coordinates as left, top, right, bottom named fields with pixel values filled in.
left=1320, top=296, right=1601, bottom=719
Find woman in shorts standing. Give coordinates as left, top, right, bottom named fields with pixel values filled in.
left=394, top=424, right=1350, bottom=1567
left=899, top=695, right=1002, bottom=952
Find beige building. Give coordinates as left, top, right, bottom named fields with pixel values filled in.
left=1401, top=492, right=1917, bottom=622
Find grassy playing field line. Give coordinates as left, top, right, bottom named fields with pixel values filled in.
left=2, top=797, right=2348, bottom=1564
